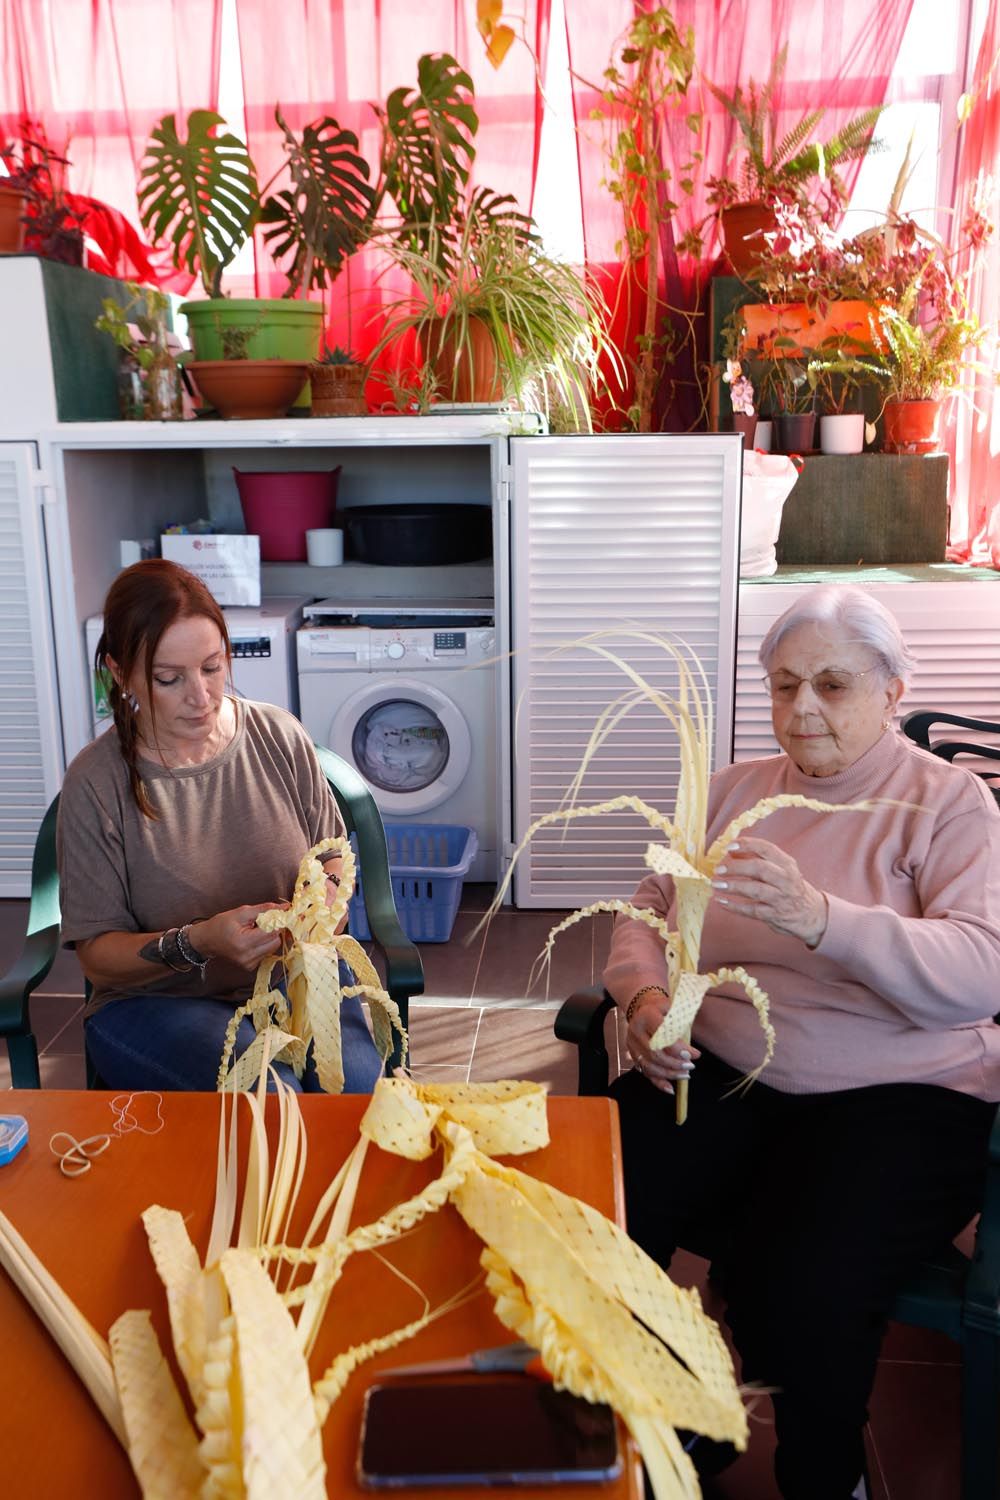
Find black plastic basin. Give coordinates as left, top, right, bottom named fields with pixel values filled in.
left=341, top=504, right=492, bottom=566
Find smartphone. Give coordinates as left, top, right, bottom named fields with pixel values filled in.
left=357, top=1372, right=622, bottom=1488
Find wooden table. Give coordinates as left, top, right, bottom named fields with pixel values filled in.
left=0, top=1090, right=642, bottom=1499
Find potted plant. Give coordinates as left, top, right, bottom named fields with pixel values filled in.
left=722, top=358, right=757, bottom=447
left=186, top=317, right=309, bottom=419
left=806, top=342, right=871, bottom=454
left=705, top=46, right=882, bottom=277
left=371, top=192, right=620, bottom=426
left=864, top=294, right=985, bottom=454
left=137, top=106, right=376, bottom=367
left=756, top=349, right=817, bottom=454
left=1, top=125, right=86, bottom=263
left=310, top=344, right=367, bottom=416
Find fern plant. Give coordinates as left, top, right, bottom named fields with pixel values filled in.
left=705, top=46, right=882, bottom=216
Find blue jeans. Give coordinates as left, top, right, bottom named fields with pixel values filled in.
left=84, top=964, right=384, bottom=1094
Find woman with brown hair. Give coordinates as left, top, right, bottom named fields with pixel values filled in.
left=56, top=558, right=383, bottom=1092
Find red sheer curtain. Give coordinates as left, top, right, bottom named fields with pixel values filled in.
left=945, top=0, right=1000, bottom=570
left=233, top=0, right=551, bottom=366
left=0, top=0, right=223, bottom=284
left=563, top=0, right=915, bottom=429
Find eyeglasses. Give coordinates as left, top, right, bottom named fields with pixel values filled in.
left=762, top=668, right=877, bottom=702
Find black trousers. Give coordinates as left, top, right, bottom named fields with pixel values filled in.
left=610, top=1053, right=995, bottom=1500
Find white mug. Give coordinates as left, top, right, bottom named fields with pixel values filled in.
left=306, top=528, right=344, bottom=566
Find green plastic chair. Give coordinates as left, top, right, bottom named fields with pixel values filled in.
left=0, top=745, right=423, bottom=1089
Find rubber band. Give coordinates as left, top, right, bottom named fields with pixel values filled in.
left=48, top=1131, right=111, bottom=1178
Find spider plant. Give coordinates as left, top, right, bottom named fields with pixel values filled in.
left=370, top=194, right=623, bottom=427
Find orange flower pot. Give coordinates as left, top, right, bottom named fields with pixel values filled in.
left=741, top=300, right=884, bottom=358
left=424, top=316, right=504, bottom=404
left=188, top=360, right=310, bottom=420
left=882, top=399, right=943, bottom=455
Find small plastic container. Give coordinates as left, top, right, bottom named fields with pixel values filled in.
left=349, top=824, right=479, bottom=944
left=0, top=1115, right=28, bottom=1166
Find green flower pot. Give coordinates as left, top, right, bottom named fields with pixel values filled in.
left=178, top=298, right=324, bottom=362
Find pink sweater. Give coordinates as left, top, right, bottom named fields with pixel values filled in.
left=603, top=730, right=1000, bottom=1099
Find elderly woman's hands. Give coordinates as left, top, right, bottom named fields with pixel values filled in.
left=626, top=990, right=700, bottom=1094
left=712, top=836, right=828, bottom=948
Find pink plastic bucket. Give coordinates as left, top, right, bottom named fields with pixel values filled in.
left=234, top=468, right=341, bottom=561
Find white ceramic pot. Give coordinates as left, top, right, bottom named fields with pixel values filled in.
left=754, top=419, right=773, bottom=453
left=820, top=413, right=866, bottom=455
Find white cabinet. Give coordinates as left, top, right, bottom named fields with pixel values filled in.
left=0, top=444, right=63, bottom=893
left=735, top=577, right=1000, bottom=760
left=509, top=434, right=743, bottom=907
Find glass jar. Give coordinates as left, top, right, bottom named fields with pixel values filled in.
left=116, top=351, right=145, bottom=421
left=143, top=346, right=183, bottom=421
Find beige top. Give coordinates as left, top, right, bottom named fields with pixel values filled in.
left=56, top=698, right=345, bottom=1015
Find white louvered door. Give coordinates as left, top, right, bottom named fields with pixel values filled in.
left=735, top=581, right=1000, bottom=761
left=0, top=445, right=62, bottom=895
left=509, top=435, right=742, bottom=907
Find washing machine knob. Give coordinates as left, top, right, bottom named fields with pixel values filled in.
left=385, top=641, right=406, bottom=660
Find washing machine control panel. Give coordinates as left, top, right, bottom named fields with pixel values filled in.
left=366, top=627, right=495, bottom=667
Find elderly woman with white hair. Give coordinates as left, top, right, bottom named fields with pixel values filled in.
left=603, top=584, right=1000, bottom=1500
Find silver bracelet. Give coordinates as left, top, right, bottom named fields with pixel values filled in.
left=175, top=923, right=210, bottom=979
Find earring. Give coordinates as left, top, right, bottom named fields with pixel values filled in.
left=881, top=719, right=891, bottom=731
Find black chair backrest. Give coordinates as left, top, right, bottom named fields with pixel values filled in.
left=901, top=710, right=1000, bottom=809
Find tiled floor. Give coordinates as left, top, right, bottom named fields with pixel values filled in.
left=0, top=884, right=967, bottom=1499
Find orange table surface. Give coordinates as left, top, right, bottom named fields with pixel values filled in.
left=0, top=1090, right=643, bottom=1499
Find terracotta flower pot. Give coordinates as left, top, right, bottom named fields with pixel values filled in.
left=0, top=185, right=28, bottom=254
left=310, top=362, right=367, bottom=417
left=424, top=316, right=504, bottom=404
left=732, top=411, right=758, bottom=448
left=741, top=300, right=884, bottom=359
left=188, top=360, right=310, bottom=420
left=720, top=202, right=779, bottom=277
left=882, top=398, right=943, bottom=455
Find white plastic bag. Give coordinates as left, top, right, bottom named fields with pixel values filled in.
left=740, top=452, right=801, bottom=578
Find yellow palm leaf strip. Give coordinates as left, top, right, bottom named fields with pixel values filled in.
left=236, top=1085, right=269, bottom=1252
left=361, top=1077, right=550, bottom=1160
left=262, top=1081, right=311, bottom=1290
left=482, top=1252, right=701, bottom=1500
left=294, top=1135, right=370, bottom=1357
left=709, top=966, right=776, bottom=1089
left=220, top=1024, right=306, bottom=1096
left=335, top=933, right=408, bottom=1068
left=281, top=1145, right=359, bottom=1302
left=456, top=1156, right=746, bottom=1443
left=140, top=1206, right=214, bottom=1408
left=0, top=1207, right=126, bottom=1445
left=193, top=1311, right=242, bottom=1499
left=108, top=1309, right=204, bottom=1498
left=482, top=795, right=680, bottom=921
left=706, top=794, right=885, bottom=869
left=220, top=1249, right=326, bottom=1499
left=206, top=1090, right=239, bottom=1269
left=528, top=901, right=676, bottom=997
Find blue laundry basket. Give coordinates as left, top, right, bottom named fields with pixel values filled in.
left=348, top=824, right=479, bottom=944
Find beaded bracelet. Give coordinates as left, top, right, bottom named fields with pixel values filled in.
left=625, top=985, right=670, bottom=1023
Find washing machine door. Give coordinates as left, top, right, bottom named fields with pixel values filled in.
left=330, top=678, right=472, bottom=815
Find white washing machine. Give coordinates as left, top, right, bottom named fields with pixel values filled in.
left=297, top=602, right=498, bottom=881
left=85, top=597, right=310, bottom=737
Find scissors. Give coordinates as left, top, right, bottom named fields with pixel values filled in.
left=376, top=1341, right=549, bottom=1381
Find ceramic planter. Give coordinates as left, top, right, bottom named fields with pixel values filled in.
left=741, top=300, right=883, bottom=359
left=774, top=412, right=817, bottom=454
left=0, top=185, right=27, bottom=253
left=820, top=413, right=866, bottom=455
left=882, top=399, right=943, bottom=455
left=179, top=298, right=324, bottom=363
left=424, top=315, right=504, bottom=404
left=310, top=363, right=367, bottom=416
left=188, top=360, right=310, bottom=419
left=754, top=419, right=773, bottom=453
left=720, top=202, right=778, bottom=277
